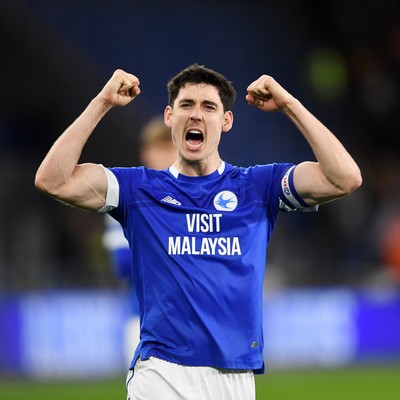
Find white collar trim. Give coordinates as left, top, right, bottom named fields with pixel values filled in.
left=169, top=161, right=225, bottom=179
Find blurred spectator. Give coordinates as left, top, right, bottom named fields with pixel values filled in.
left=382, top=216, right=400, bottom=284
left=102, top=116, right=177, bottom=367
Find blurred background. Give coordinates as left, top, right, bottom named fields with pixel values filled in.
left=0, top=0, right=399, bottom=385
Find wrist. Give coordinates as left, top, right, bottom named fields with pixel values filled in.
left=282, top=96, right=301, bottom=116
left=90, top=95, right=114, bottom=116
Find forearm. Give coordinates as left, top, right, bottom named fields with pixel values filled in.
left=246, top=74, right=362, bottom=203
left=35, top=96, right=111, bottom=196
left=284, top=98, right=362, bottom=196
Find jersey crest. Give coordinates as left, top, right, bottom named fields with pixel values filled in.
left=213, top=190, right=238, bottom=211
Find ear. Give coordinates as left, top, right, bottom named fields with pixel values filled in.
left=164, top=106, right=173, bottom=127
left=222, top=111, right=233, bottom=132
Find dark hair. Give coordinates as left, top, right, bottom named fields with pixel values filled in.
left=167, top=64, right=237, bottom=111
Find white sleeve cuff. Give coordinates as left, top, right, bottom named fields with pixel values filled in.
left=98, top=165, right=120, bottom=213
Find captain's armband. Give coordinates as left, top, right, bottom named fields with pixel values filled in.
left=279, top=166, right=318, bottom=213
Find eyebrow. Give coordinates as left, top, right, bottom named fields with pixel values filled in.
left=178, top=99, right=219, bottom=108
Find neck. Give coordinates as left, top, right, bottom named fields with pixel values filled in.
left=173, top=158, right=223, bottom=177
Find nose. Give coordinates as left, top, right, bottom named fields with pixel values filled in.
left=190, top=105, right=202, bottom=121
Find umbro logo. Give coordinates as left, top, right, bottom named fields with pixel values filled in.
left=161, top=196, right=182, bottom=206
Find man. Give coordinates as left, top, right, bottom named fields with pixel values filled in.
left=102, top=116, right=177, bottom=367
left=35, top=64, right=362, bottom=399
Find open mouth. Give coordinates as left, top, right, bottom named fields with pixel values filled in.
left=185, top=129, right=204, bottom=149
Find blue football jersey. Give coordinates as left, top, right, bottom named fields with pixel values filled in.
left=107, top=161, right=308, bottom=373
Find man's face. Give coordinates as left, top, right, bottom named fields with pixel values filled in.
left=164, top=83, right=233, bottom=165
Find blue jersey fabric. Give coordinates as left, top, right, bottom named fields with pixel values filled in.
left=108, top=161, right=298, bottom=373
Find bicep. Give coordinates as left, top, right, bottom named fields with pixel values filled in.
left=59, top=163, right=108, bottom=211
left=294, top=161, right=346, bottom=205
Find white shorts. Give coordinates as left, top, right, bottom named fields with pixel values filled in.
left=126, top=356, right=255, bottom=400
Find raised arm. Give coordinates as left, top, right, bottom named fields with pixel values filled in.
left=35, top=69, right=140, bottom=211
left=246, top=75, right=362, bottom=205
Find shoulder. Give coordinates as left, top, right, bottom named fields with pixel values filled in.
left=108, top=166, right=170, bottom=182
left=225, top=162, right=294, bottom=181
